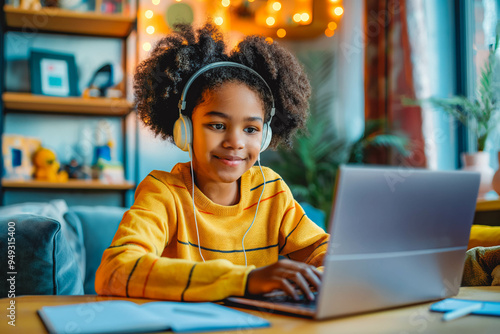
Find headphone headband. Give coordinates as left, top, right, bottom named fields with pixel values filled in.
left=178, top=61, right=275, bottom=119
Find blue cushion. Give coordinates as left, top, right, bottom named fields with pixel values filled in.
left=0, top=200, right=86, bottom=282
left=69, top=206, right=126, bottom=294
left=0, top=214, right=84, bottom=296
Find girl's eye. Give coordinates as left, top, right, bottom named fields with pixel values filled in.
left=245, top=127, right=258, bottom=134
left=210, top=123, right=225, bottom=130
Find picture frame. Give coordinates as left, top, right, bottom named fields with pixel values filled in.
left=2, top=134, right=41, bottom=180
left=29, top=50, right=79, bottom=97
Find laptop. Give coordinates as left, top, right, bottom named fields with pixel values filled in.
left=225, top=165, right=480, bottom=320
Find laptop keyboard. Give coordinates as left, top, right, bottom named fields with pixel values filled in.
left=259, top=291, right=318, bottom=309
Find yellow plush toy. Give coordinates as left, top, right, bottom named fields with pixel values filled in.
left=33, top=148, right=68, bottom=182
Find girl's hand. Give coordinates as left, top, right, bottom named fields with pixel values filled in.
left=246, top=259, right=322, bottom=301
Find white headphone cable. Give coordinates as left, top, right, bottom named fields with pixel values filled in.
left=188, top=144, right=205, bottom=262
left=241, top=155, right=266, bottom=266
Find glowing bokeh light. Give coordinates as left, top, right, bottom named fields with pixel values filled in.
left=152, top=0, right=160, bottom=5
left=293, top=13, right=301, bottom=22
left=277, top=28, right=286, bottom=38
left=272, top=2, right=281, bottom=11
left=266, top=17, right=276, bottom=26
left=334, top=7, right=344, bottom=16
left=328, top=21, right=337, bottom=30
left=143, top=42, right=152, bottom=51
left=222, top=0, right=230, bottom=7
left=214, top=16, right=224, bottom=25
left=265, top=37, right=273, bottom=44
left=325, top=29, right=335, bottom=37
left=146, top=26, right=155, bottom=34
left=145, top=10, right=153, bottom=19
left=301, top=13, right=310, bottom=22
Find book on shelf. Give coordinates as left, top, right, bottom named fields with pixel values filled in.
left=95, top=0, right=130, bottom=15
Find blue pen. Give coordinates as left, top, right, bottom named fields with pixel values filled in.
left=442, top=302, right=483, bottom=321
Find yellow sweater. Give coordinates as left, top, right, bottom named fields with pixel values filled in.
left=95, top=162, right=329, bottom=301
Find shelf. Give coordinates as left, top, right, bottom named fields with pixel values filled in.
left=2, top=179, right=135, bottom=190
left=2, top=92, right=134, bottom=116
left=3, top=5, right=135, bottom=38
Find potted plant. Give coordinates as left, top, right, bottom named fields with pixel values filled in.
left=406, top=35, right=499, bottom=198
left=425, top=35, right=499, bottom=152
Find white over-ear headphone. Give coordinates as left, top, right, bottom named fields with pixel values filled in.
left=173, top=61, right=276, bottom=152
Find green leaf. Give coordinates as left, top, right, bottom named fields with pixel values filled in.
left=366, top=135, right=410, bottom=156
left=414, top=33, right=500, bottom=149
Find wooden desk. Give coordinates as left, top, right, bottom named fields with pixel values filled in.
left=1, top=287, right=499, bottom=334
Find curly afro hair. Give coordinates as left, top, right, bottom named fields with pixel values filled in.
left=134, top=22, right=311, bottom=149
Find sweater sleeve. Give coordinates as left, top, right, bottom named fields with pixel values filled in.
left=95, top=174, right=254, bottom=301
left=278, top=199, right=330, bottom=268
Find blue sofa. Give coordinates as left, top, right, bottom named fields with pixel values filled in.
left=0, top=201, right=126, bottom=297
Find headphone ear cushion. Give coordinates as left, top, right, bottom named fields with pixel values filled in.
left=173, top=115, right=192, bottom=152
left=260, top=122, right=272, bottom=152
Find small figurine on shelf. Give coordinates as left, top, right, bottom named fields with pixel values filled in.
left=94, top=158, right=125, bottom=183
left=62, top=140, right=93, bottom=180
left=91, top=120, right=125, bottom=183
left=41, top=0, right=59, bottom=7
left=20, top=0, right=42, bottom=10
left=64, top=158, right=91, bottom=179
left=82, top=63, right=123, bottom=99
left=33, top=147, right=69, bottom=182
left=96, top=0, right=127, bottom=14
left=57, top=0, right=90, bottom=11
left=93, top=120, right=114, bottom=163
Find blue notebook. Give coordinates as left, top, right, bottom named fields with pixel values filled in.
left=38, top=300, right=270, bottom=334
left=430, top=298, right=500, bottom=317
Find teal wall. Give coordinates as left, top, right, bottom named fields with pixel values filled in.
left=136, top=123, right=190, bottom=187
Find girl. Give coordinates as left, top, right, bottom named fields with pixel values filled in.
left=96, top=23, right=329, bottom=302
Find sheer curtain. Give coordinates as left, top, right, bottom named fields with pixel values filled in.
left=364, top=0, right=462, bottom=170
left=406, top=0, right=463, bottom=170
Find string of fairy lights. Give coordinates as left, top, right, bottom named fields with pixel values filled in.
left=140, top=0, right=343, bottom=53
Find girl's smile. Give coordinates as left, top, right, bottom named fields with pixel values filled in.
left=214, top=155, right=246, bottom=167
